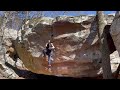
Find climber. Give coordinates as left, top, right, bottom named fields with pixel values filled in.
left=43, top=40, right=55, bottom=67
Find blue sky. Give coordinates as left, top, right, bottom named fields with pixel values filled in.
left=80, top=11, right=116, bottom=15
left=43, top=11, right=116, bottom=17
left=0, top=11, right=116, bottom=18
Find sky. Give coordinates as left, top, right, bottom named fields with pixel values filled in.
left=0, top=11, right=116, bottom=18
left=43, top=11, right=116, bottom=17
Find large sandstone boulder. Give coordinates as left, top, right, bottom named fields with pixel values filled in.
left=15, top=16, right=101, bottom=77
left=15, top=15, right=119, bottom=78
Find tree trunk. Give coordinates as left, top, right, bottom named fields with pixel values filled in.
left=96, top=11, right=113, bottom=79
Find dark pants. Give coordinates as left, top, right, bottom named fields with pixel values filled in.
left=43, top=49, right=53, bottom=65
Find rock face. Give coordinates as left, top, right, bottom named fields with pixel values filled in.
left=110, top=12, right=120, bottom=75
left=110, top=12, right=120, bottom=55
left=13, top=14, right=120, bottom=78
left=0, top=28, right=25, bottom=79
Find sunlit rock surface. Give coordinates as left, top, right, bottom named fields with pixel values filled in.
left=15, top=16, right=100, bottom=77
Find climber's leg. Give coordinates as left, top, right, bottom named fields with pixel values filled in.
left=42, top=49, right=46, bottom=57
left=48, top=54, right=51, bottom=67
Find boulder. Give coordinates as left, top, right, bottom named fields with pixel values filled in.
left=110, top=11, right=120, bottom=55
left=15, top=16, right=103, bottom=77
left=0, top=28, right=25, bottom=79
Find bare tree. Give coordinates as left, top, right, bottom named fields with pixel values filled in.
left=96, top=11, right=113, bottom=79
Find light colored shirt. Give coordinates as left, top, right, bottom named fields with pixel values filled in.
left=46, top=42, right=55, bottom=50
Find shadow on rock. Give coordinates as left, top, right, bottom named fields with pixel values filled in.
left=5, top=62, right=39, bottom=79
left=4, top=62, right=102, bottom=79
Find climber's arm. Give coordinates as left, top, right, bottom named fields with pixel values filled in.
left=45, top=43, right=48, bottom=48
left=51, top=43, right=55, bottom=50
